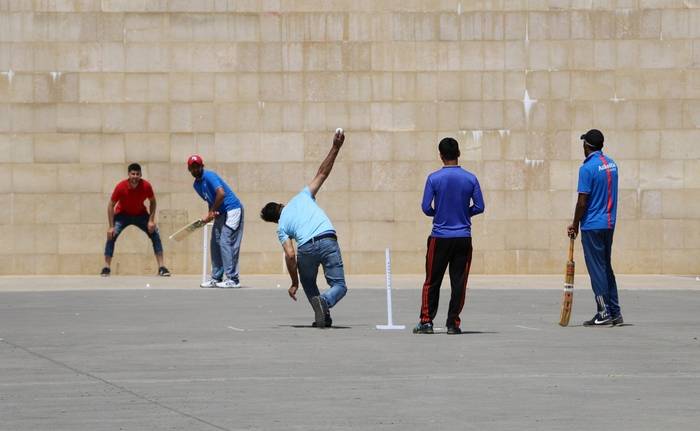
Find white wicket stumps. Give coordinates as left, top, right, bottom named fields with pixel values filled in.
left=376, top=248, right=405, bottom=330
left=201, top=222, right=213, bottom=285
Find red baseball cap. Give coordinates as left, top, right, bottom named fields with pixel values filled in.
left=187, top=154, right=204, bottom=166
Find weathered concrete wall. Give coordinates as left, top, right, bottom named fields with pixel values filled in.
left=1, top=0, right=699, bottom=275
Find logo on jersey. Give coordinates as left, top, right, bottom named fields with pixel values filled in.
left=598, top=162, right=617, bottom=172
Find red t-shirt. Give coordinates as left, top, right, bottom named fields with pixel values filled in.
left=111, top=179, right=154, bottom=216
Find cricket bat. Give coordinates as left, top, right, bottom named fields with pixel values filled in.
left=559, top=238, right=575, bottom=326
left=169, top=219, right=206, bottom=241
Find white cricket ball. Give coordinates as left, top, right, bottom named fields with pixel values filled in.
left=335, top=127, right=343, bottom=135
left=146, top=283, right=150, bottom=288
left=276, top=284, right=281, bottom=288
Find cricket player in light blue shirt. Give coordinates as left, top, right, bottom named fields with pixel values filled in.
left=260, top=131, right=347, bottom=328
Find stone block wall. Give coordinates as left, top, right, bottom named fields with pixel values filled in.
left=1, top=0, right=698, bottom=275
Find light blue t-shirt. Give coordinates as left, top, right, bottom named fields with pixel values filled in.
left=577, top=151, right=618, bottom=231
left=277, top=187, right=335, bottom=246
left=193, top=170, right=242, bottom=213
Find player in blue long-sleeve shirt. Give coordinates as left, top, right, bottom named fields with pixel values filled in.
left=414, top=137, right=485, bottom=335
left=421, top=162, right=484, bottom=236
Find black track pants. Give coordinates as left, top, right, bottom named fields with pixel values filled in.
left=419, top=236, right=473, bottom=328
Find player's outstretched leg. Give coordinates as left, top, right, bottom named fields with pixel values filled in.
left=315, top=239, right=347, bottom=328
left=102, top=215, right=128, bottom=276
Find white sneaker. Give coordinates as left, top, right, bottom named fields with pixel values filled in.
left=216, top=279, right=241, bottom=288
left=200, top=279, right=220, bottom=288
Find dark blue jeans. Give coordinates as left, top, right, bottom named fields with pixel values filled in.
left=581, top=229, right=621, bottom=318
left=104, top=213, right=163, bottom=257
left=296, top=237, right=347, bottom=308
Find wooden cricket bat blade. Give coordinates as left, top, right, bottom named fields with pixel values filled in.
left=169, top=219, right=206, bottom=241
left=559, top=238, right=575, bottom=326
left=559, top=286, right=573, bottom=326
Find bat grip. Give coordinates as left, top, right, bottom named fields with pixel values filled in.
left=568, top=237, right=575, bottom=261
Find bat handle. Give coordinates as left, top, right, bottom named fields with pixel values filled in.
left=568, top=237, right=575, bottom=261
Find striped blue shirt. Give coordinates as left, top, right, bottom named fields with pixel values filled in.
left=577, top=151, right=618, bottom=231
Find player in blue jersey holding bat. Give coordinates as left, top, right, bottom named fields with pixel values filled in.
left=568, top=129, right=623, bottom=326
left=188, top=155, right=244, bottom=289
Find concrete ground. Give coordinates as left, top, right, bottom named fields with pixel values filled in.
left=1, top=275, right=699, bottom=431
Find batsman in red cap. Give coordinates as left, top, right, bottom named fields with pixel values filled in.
left=187, top=155, right=245, bottom=288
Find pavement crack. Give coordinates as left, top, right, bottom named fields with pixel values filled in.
left=0, top=338, right=233, bottom=431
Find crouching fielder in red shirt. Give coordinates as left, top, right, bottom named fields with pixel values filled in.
left=101, top=163, right=170, bottom=277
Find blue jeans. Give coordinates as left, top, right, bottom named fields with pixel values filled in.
left=296, top=237, right=347, bottom=308
left=581, top=229, right=621, bottom=317
left=211, top=208, right=244, bottom=282
left=104, top=213, right=163, bottom=257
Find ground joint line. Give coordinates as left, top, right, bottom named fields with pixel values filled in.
left=0, top=338, right=233, bottom=431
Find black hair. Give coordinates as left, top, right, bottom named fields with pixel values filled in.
left=127, top=163, right=142, bottom=173
left=438, top=137, right=460, bottom=160
left=260, top=202, right=282, bottom=223
left=581, top=129, right=604, bottom=151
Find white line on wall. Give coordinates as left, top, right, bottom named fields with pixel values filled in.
left=525, top=18, right=529, bottom=43
left=1, top=69, right=14, bottom=83
left=523, top=89, right=537, bottom=119
left=524, top=157, right=544, bottom=168
left=610, top=93, right=626, bottom=103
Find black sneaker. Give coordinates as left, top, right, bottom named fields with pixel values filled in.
left=158, top=266, right=171, bottom=277
left=412, top=322, right=434, bottom=334
left=446, top=327, right=462, bottom=335
left=583, top=313, right=612, bottom=326
left=100, top=267, right=111, bottom=277
left=310, top=296, right=329, bottom=328
left=312, top=316, right=333, bottom=328
left=611, top=315, right=624, bottom=326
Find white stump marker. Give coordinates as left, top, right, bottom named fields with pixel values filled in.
left=376, top=248, right=405, bottom=330
left=201, top=222, right=213, bottom=285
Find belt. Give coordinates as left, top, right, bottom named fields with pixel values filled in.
left=308, top=232, right=337, bottom=244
